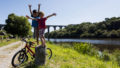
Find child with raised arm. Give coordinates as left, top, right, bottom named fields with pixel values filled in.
left=26, top=12, right=56, bottom=47
left=28, top=4, right=40, bottom=44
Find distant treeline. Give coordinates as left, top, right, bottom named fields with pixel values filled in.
left=45, top=17, right=120, bottom=38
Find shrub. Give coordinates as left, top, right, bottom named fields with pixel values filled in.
left=73, top=43, right=98, bottom=56
left=99, top=50, right=111, bottom=61
left=113, top=49, right=120, bottom=66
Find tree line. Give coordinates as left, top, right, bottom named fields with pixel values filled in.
left=45, top=17, right=120, bottom=38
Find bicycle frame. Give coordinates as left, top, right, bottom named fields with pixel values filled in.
left=24, top=42, right=35, bottom=57
left=12, top=39, right=52, bottom=67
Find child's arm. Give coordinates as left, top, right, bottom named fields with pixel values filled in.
left=38, top=4, right=41, bottom=14
left=26, top=15, right=37, bottom=21
left=46, top=13, right=56, bottom=19
left=28, top=5, right=32, bottom=15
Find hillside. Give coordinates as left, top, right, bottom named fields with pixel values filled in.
left=21, top=42, right=120, bottom=68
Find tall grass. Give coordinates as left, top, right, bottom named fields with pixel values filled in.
left=20, top=42, right=120, bottom=68
left=72, top=42, right=120, bottom=66
left=73, top=43, right=99, bottom=56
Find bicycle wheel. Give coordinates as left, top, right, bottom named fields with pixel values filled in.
left=11, top=49, right=28, bottom=67
left=46, top=48, right=52, bottom=59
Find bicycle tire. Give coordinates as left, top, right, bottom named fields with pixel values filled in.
left=11, top=49, right=28, bottom=67
left=46, top=48, right=52, bottom=59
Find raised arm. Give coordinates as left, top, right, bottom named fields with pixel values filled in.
left=38, top=4, right=41, bottom=14
left=26, top=15, right=37, bottom=21
left=28, top=5, right=32, bottom=15
left=46, top=13, right=56, bottom=19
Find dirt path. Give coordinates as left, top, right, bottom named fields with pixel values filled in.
left=0, top=41, right=25, bottom=68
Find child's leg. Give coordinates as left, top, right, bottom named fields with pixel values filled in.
left=40, top=37, right=42, bottom=45
left=40, top=36, right=45, bottom=46
left=34, top=27, right=38, bottom=39
left=39, top=28, right=45, bottom=47
left=36, top=27, right=39, bottom=45
left=43, top=36, right=46, bottom=46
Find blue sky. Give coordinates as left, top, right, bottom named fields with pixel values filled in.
left=0, top=0, right=120, bottom=26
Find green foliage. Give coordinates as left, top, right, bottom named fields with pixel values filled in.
left=73, top=43, right=120, bottom=66
left=47, top=17, right=120, bottom=38
left=98, top=50, right=111, bottom=61
left=73, top=43, right=92, bottom=54
left=4, top=13, right=32, bottom=37
left=73, top=43, right=98, bottom=56
left=113, top=49, right=120, bottom=66
left=21, top=42, right=120, bottom=68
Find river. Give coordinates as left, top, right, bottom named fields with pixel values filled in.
left=48, top=38, right=120, bottom=45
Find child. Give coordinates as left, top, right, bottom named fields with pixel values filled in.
left=26, top=12, right=56, bottom=47
left=28, top=4, right=40, bottom=44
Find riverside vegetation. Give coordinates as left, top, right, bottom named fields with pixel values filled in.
left=20, top=42, right=120, bottom=68
left=46, top=17, right=120, bottom=38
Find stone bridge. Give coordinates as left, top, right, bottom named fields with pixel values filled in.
left=46, top=25, right=67, bottom=33
left=0, top=24, right=67, bottom=40
left=0, top=24, right=67, bottom=32
left=46, top=25, right=67, bottom=41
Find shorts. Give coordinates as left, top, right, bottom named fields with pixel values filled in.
left=39, top=28, right=45, bottom=37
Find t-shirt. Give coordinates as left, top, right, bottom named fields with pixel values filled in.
left=37, top=18, right=47, bottom=29
left=31, top=16, right=40, bottom=27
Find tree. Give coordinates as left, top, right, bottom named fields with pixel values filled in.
left=4, top=13, right=32, bottom=37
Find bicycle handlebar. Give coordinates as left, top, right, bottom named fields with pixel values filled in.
left=21, top=38, right=35, bottom=45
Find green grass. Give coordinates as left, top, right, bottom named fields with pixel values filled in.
left=20, top=42, right=120, bottom=68
left=0, top=39, right=19, bottom=47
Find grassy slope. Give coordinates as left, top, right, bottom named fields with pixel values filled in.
left=0, top=39, right=19, bottom=47
left=22, top=42, right=120, bottom=68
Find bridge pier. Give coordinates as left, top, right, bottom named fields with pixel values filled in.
left=47, top=26, right=50, bottom=41
left=59, top=26, right=63, bottom=30
left=46, top=25, right=67, bottom=41
left=53, top=26, right=56, bottom=31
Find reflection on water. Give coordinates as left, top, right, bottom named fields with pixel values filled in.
left=48, top=38, right=120, bottom=45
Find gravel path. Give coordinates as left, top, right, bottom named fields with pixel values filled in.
left=0, top=41, right=25, bottom=68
